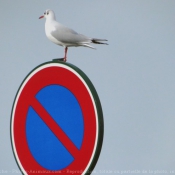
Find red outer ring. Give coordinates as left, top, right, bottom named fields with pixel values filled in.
left=11, top=63, right=100, bottom=175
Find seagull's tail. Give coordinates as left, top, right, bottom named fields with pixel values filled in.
left=91, top=38, right=108, bottom=45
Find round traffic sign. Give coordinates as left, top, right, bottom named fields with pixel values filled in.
left=11, top=61, right=104, bottom=175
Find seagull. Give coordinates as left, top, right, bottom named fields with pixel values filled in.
left=39, top=9, right=108, bottom=62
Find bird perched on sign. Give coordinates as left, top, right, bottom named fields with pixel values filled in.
left=39, top=9, right=108, bottom=62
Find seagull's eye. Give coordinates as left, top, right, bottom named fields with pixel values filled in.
left=44, top=12, right=46, bottom=15
left=47, top=12, right=49, bottom=15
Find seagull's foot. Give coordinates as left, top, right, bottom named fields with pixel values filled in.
left=63, top=57, right=67, bottom=62
left=52, top=57, right=67, bottom=62
left=52, top=58, right=65, bottom=62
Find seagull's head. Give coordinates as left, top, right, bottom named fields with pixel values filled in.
left=39, top=9, right=56, bottom=20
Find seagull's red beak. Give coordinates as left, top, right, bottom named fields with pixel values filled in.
left=39, top=15, right=44, bottom=19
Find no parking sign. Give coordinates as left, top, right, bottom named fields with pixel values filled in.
left=11, top=61, right=104, bottom=175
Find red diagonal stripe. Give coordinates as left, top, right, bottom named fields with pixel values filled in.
left=31, top=97, right=79, bottom=158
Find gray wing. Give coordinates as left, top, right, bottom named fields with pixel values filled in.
left=51, top=23, right=91, bottom=44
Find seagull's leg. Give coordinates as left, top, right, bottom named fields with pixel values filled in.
left=63, top=47, right=68, bottom=62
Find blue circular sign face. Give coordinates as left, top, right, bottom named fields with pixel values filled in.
left=26, top=85, right=84, bottom=170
